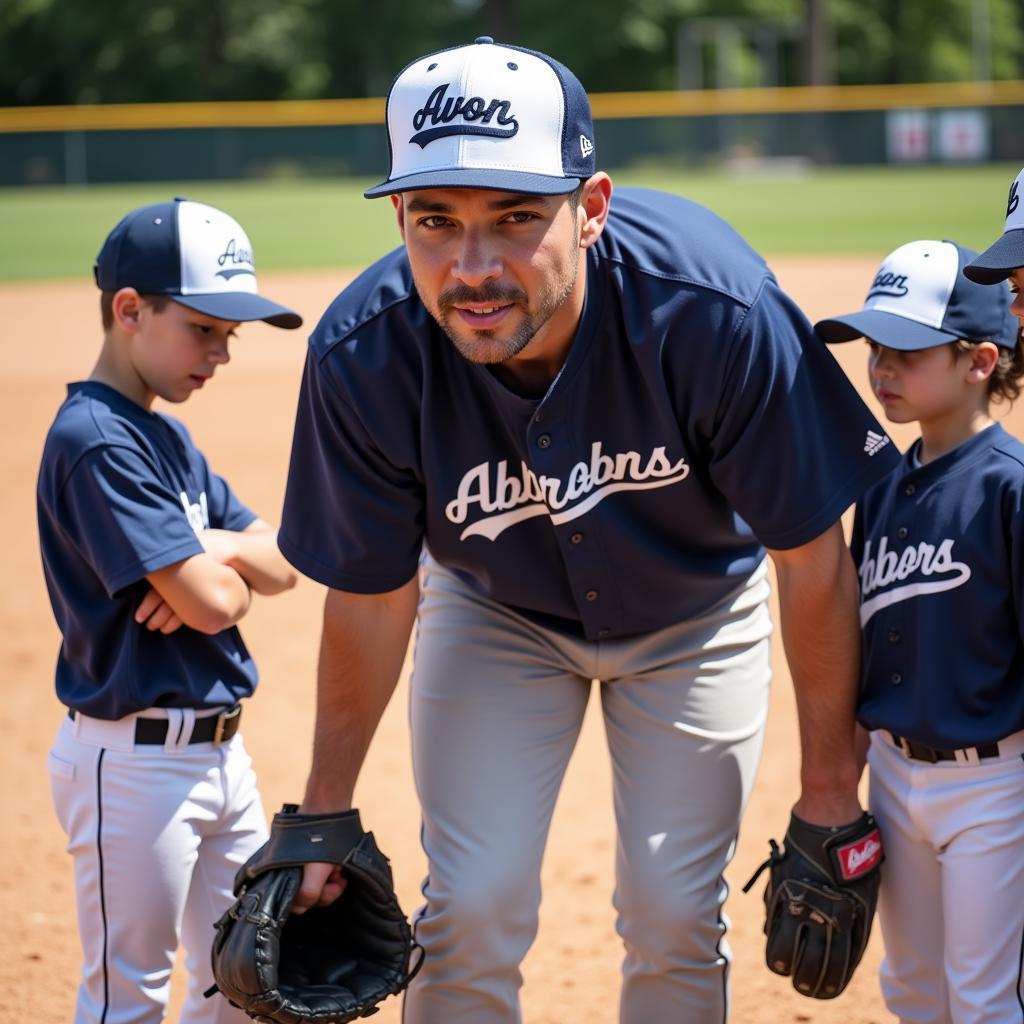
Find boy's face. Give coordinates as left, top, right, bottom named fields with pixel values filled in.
left=129, top=298, right=237, bottom=405
left=866, top=340, right=973, bottom=425
left=1009, top=268, right=1024, bottom=325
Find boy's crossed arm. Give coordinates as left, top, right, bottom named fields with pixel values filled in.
left=199, top=520, right=298, bottom=597
left=137, top=521, right=297, bottom=635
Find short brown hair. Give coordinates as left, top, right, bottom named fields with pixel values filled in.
left=100, top=290, right=170, bottom=330
left=953, top=330, right=1024, bottom=405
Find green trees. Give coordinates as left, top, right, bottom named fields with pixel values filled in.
left=1, top=0, right=1020, bottom=106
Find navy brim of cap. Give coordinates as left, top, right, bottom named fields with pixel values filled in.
left=815, top=310, right=959, bottom=351
left=365, top=167, right=583, bottom=198
left=173, top=292, right=303, bottom=330
left=962, top=229, right=1024, bottom=284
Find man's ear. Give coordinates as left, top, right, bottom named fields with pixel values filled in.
left=578, top=172, right=613, bottom=250
left=111, top=288, right=144, bottom=333
left=392, top=194, right=406, bottom=243
left=965, top=341, right=999, bottom=384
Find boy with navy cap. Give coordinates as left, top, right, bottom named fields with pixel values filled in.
left=280, top=36, right=899, bottom=1021
left=38, top=197, right=301, bottom=1024
left=816, top=240, right=1024, bottom=1022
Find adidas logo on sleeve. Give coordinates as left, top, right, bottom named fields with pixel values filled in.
left=864, top=430, right=891, bottom=456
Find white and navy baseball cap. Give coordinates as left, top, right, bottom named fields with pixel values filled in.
left=364, top=36, right=596, bottom=198
left=816, top=239, right=1017, bottom=350
left=94, top=197, right=302, bottom=329
left=963, top=166, right=1024, bottom=284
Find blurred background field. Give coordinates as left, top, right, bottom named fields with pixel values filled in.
left=3, top=3, right=1024, bottom=1021
left=2, top=162, right=1021, bottom=281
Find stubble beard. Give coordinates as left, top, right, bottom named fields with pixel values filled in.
left=429, top=245, right=580, bottom=366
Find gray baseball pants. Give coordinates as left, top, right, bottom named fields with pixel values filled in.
left=403, top=555, right=773, bottom=1024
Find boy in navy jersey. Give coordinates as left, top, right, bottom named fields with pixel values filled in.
left=817, top=234, right=1024, bottom=1022
left=37, top=198, right=302, bottom=1024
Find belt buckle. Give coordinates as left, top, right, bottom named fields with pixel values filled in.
left=896, top=735, right=938, bottom=762
left=213, top=705, right=241, bottom=746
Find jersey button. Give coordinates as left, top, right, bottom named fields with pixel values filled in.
left=891, top=672, right=903, bottom=685
left=570, top=532, right=584, bottom=544
left=888, top=629, right=901, bottom=644
left=904, top=483, right=916, bottom=496
left=537, top=434, right=552, bottom=449
left=597, top=628, right=611, bottom=638
left=896, top=526, right=908, bottom=539
left=585, top=589, right=599, bottom=602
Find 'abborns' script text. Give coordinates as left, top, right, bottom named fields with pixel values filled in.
left=445, top=442, right=689, bottom=541
left=858, top=535, right=971, bottom=625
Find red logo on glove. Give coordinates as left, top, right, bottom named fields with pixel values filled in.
left=836, top=828, right=883, bottom=880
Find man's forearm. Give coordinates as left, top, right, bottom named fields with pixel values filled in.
left=769, top=521, right=863, bottom=825
left=302, top=578, right=420, bottom=812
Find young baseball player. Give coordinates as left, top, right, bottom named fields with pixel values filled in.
left=816, top=234, right=1024, bottom=1022
left=278, top=37, right=900, bottom=1022
left=37, top=197, right=302, bottom=1024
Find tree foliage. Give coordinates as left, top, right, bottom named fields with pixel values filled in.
left=1, top=0, right=1021, bottom=106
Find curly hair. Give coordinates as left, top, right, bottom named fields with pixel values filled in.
left=953, top=328, right=1024, bottom=405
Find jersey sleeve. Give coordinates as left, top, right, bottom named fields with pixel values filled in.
left=705, top=278, right=898, bottom=550
left=278, top=350, right=425, bottom=592
left=56, top=444, right=205, bottom=596
left=164, top=418, right=256, bottom=532
left=198, top=457, right=257, bottom=532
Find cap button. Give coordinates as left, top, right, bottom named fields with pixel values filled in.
left=474, top=36, right=493, bottom=45
left=173, top=195, right=187, bottom=202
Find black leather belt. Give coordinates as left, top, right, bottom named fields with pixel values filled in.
left=68, top=704, right=242, bottom=745
left=889, top=731, right=999, bottom=763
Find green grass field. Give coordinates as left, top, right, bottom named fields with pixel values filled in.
left=0, top=163, right=1017, bottom=282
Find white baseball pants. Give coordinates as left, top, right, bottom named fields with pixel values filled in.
left=48, top=709, right=268, bottom=1024
left=868, top=729, right=1024, bottom=1023
left=403, top=556, right=773, bottom=1024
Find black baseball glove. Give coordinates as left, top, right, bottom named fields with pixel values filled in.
left=208, top=804, right=421, bottom=1023
left=742, top=811, right=883, bottom=999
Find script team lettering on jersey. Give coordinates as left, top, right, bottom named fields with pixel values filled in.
left=180, top=491, right=210, bottom=535
left=857, top=534, right=971, bottom=626
left=445, top=441, right=689, bottom=541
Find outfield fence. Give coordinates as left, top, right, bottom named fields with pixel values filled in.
left=2, top=82, right=1023, bottom=186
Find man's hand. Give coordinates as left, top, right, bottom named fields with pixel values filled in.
left=209, top=805, right=418, bottom=1023
left=134, top=586, right=183, bottom=634
left=293, top=861, right=348, bottom=914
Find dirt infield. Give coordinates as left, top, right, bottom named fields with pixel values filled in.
left=4, top=257, right=1017, bottom=1023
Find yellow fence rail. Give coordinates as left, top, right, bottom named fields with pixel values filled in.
left=2, top=81, right=1023, bottom=134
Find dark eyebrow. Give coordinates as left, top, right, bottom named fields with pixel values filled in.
left=404, top=193, right=551, bottom=214
left=487, top=193, right=550, bottom=210
left=405, top=197, right=453, bottom=213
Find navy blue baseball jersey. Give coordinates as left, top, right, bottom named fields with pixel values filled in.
left=37, top=381, right=258, bottom=719
left=279, top=187, right=899, bottom=639
left=852, top=423, right=1024, bottom=748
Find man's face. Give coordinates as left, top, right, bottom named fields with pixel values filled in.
left=394, top=188, right=584, bottom=366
